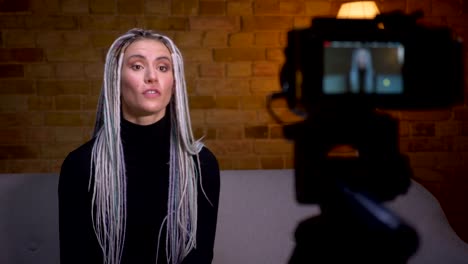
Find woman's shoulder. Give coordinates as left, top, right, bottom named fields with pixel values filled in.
left=60, top=138, right=96, bottom=179
left=199, top=146, right=219, bottom=169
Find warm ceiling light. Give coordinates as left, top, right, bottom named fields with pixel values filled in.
left=337, top=1, right=380, bottom=19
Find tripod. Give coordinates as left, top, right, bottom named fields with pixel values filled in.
left=284, top=106, right=419, bottom=263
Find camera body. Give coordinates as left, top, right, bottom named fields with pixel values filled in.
left=280, top=12, right=464, bottom=113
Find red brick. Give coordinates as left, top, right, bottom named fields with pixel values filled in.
left=242, top=16, right=293, bottom=31
left=203, top=139, right=253, bottom=155
left=250, top=78, right=280, bottom=93
left=412, top=168, right=445, bottom=182
left=179, top=48, right=212, bottom=62
left=254, top=1, right=280, bottom=15
left=453, top=136, right=468, bottom=151
left=144, top=0, right=170, bottom=15
left=226, top=62, right=252, bottom=77
left=90, top=0, right=116, bottom=14
left=189, top=109, right=205, bottom=125
left=229, top=32, right=254, bottom=47
left=0, top=16, right=25, bottom=29
left=202, top=31, right=228, bottom=47
left=409, top=137, right=452, bottom=152
left=55, top=127, right=88, bottom=143
left=55, top=63, right=85, bottom=78
left=231, top=156, right=260, bottom=169
left=280, top=2, right=305, bottom=15
left=240, top=95, right=266, bottom=109
left=80, top=16, right=120, bottom=30
left=226, top=2, right=252, bottom=15
left=199, top=63, right=225, bottom=77
left=0, top=95, right=28, bottom=111
left=25, top=16, right=78, bottom=30
left=269, top=125, right=284, bottom=139
left=215, top=96, right=240, bottom=109
left=304, top=0, right=332, bottom=16
left=253, top=61, right=279, bottom=76
left=117, top=0, right=144, bottom=14
left=200, top=1, right=226, bottom=15
left=432, top=0, right=462, bottom=16
left=28, top=96, right=54, bottom=111
left=0, top=64, right=24, bottom=78
left=37, top=80, right=91, bottom=96
left=8, top=160, right=51, bottom=173
left=245, top=125, right=268, bottom=139
left=45, top=47, right=100, bottom=62
left=143, top=17, right=185, bottom=30
left=0, top=128, right=27, bottom=144
left=196, top=79, right=222, bottom=95
left=0, top=80, right=34, bottom=94
left=0, top=112, right=44, bottom=127
left=411, top=122, right=436, bottom=137
left=193, top=126, right=216, bottom=140
left=407, top=152, right=438, bottom=168
left=214, top=48, right=265, bottom=62
left=84, top=62, right=104, bottom=79
left=401, top=110, right=452, bottom=121
left=190, top=17, right=239, bottom=31
left=61, top=0, right=89, bottom=13
left=45, top=112, right=94, bottom=126
left=171, top=0, right=198, bottom=15
left=255, top=32, right=281, bottom=47
left=216, top=126, right=243, bottom=140
left=90, top=32, right=118, bottom=48
left=189, top=96, right=216, bottom=109
left=0, top=145, right=40, bottom=159
left=454, top=107, right=468, bottom=120
left=174, top=31, right=203, bottom=47
left=436, top=121, right=459, bottom=137
left=260, top=156, right=285, bottom=169
left=0, top=48, right=44, bottom=62
left=56, top=95, right=81, bottom=110
left=4, top=31, right=35, bottom=48
left=253, top=139, right=292, bottom=154
left=220, top=79, right=251, bottom=95
left=205, top=109, right=257, bottom=124
left=399, top=121, right=410, bottom=137
left=380, top=0, right=407, bottom=13
left=24, top=63, right=54, bottom=79
left=407, top=0, right=432, bottom=14
left=0, top=0, right=29, bottom=12
left=294, top=16, right=312, bottom=28
left=266, top=48, right=285, bottom=62
left=216, top=157, right=233, bottom=170
left=26, top=127, right=55, bottom=143
left=42, top=142, right=81, bottom=159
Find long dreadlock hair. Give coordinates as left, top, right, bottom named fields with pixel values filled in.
left=90, top=28, right=203, bottom=264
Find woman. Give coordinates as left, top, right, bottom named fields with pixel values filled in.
left=348, top=47, right=375, bottom=94
left=58, top=28, right=220, bottom=264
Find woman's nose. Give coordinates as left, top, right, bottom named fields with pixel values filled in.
left=145, top=67, right=157, bottom=83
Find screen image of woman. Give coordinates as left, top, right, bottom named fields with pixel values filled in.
left=348, top=48, right=375, bottom=94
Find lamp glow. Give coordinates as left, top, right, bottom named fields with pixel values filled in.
left=337, top=1, right=380, bottom=19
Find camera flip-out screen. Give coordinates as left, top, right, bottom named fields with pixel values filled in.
left=323, top=41, right=405, bottom=95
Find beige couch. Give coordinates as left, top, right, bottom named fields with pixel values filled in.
left=1, top=170, right=468, bottom=264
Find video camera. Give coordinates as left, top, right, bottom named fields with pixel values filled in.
left=279, top=10, right=464, bottom=113
left=268, top=11, right=464, bottom=263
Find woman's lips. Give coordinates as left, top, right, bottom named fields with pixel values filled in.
left=143, top=89, right=160, bottom=98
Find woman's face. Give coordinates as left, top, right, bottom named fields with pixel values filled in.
left=121, top=38, right=174, bottom=125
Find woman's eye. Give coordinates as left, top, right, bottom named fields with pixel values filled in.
left=131, top=64, right=143, bottom=70
left=158, top=65, right=169, bottom=72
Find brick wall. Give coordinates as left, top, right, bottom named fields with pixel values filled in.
left=1, top=0, right=468, bottom=241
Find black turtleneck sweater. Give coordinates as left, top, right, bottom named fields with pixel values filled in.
left=58, top=114, right=220, bottom=264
